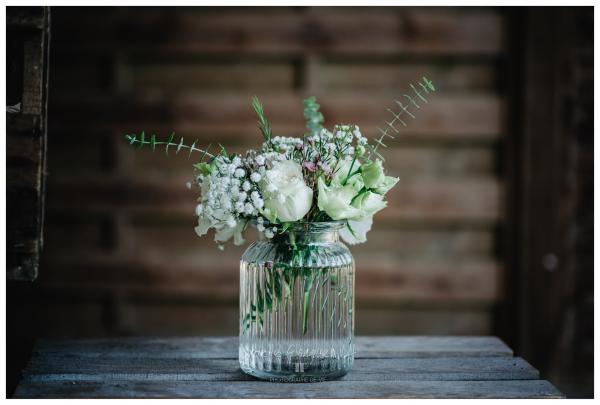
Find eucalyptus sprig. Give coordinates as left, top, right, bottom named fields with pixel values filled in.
left=303, top=96, right=324, bottom=136
left=251, top=96, right=272, bottom=144
left=367, top=76, right=436, bottom=161
left=124, top=132, right=214, bottom=160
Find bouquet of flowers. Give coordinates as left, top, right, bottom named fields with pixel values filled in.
left=125, top=77, right=435, bottom=248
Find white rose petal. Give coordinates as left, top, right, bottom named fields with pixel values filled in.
left=340, top=217, right=373, bottom=245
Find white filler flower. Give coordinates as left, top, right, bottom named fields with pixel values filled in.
left=262, top=160, right=313, bottom=222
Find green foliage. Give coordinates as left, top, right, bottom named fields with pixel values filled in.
left=124, top=132, right=214, bottom=161
left=303, top=96, right=324, bottom=135
left=251, top=96, right=272, bottom=144
left=369, top=76, right=436, bottom=161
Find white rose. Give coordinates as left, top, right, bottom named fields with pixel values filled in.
left=261, top=160, right=313, bottom=222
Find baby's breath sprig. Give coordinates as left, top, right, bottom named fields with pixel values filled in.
left=124, top=132, right=214, bottom=160
left=367, top=76, right=436, bottom=161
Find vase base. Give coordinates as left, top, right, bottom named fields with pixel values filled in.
left=239, top=346, right=353, bottom=382
left=240, top=365, right=350, bottom=383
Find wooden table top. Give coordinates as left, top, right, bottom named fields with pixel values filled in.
left=14, top=336, right=563, bottom=398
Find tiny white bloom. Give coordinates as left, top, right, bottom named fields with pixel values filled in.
left=195, top=204, right=204, bottom=216
left=237, top=191, right=247, bottom=201
left=244, top=203, right=254, bottom=215
left=255, top=155, right=265, bottom=165
left=250, top=172, right=261, bottom=182
left=251, top=191, right=260, bottom=201
left=186, top=181, right=192, bottom=189
left=242, top=181, right=251, bottom=191
left=234, top=168, right=245, bottom=178
left=264, top=229, right=274, bottom=238
left=235, top=201, right=245, bottom=213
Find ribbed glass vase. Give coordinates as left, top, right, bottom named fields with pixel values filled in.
left=239, top=221, right=355, bottom=382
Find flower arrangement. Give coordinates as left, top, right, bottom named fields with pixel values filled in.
left=125, top=77, right=435, bottom=248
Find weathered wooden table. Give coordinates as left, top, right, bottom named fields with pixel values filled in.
left=15, top=336, right=563, bottom=398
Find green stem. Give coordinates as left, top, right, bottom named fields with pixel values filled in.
left=303, top=290, right=310, bottom=335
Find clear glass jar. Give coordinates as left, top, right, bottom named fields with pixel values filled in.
left=239, top=221, right=355, bottom=382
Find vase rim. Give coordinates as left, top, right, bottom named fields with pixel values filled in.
left=251, top=220, right=346, bottom=232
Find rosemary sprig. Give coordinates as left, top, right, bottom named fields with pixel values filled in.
left=124, top=132, right=214, bottom=159
left=251, top=96, right=272, bottom=144
left=368, top=76, right=436, bottom=161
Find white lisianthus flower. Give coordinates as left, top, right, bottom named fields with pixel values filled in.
left=351, top=191, right=387, bottom=217
left=261, top=160, right=313, bottom=222
left=340, top=217, right=373, bottom=245
left=361, top=159, right=399, bottom=195
left=333, top=158, right=363, bottom=190
left=373, top=176, right=399, bottom=195
left=361, top=159, right=385, bottom=189
left=317, top=178, right=363, bottom=220
left=214, top=220, right=246, bottom=246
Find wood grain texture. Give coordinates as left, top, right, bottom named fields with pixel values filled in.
left=13, top=380, right=564, bottom=399
left=14, top=336, right=563, bottom=398
left=50, top=93, right=502, bottom=139
left=29, top=336, right=513, bottom=358
left=51, top=8, right=502, bottom=55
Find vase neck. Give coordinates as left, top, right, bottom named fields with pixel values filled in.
left=261, top=221, right=344, bottom=244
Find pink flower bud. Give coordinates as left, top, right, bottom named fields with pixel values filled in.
left=303, top=161, right=317, bottom=172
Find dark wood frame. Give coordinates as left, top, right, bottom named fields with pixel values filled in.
left=7, top=6, right=51, bottom=281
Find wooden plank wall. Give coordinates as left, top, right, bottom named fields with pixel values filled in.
left=40, top=6, right=505, bottom=337
left=6, top=7, right=50, bottom=280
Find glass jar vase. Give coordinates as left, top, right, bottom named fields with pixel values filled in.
left=239, top=221, right=355, bottom=382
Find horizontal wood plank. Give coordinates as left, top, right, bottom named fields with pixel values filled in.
left=22, top=357, right=538, bottom=382
left=34, top=302, right=492, bottom=336
left=50, top=93, right=502, bottom=140
left=31, top=336, right=513, bottom=359
left=51, top=8, right=502, bottom=56
left=15, top=379, right=562, bottom=399
left=130, top=62, right=295, bottom=91
left=40, top=254, right=500, bottom=304
left=321, top=62, right=498, bottom=92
